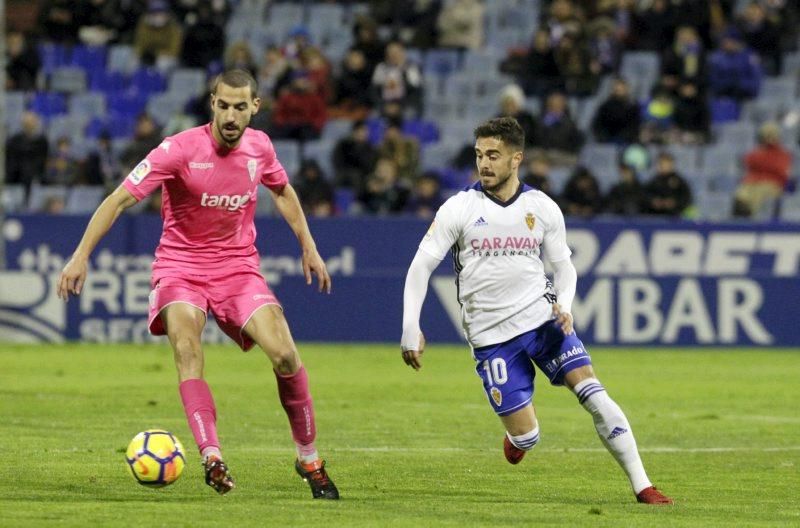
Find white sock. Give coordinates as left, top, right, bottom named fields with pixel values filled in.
left=201, top=446, right=222, bottom=462
left=506, top=424, right=540, bottom=451
left=573, top=378, right=652, bottom=494
left=297, top=447, right=320, bottom=465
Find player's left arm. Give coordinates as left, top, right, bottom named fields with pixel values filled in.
left=269, top=183, right=331, bottom=293
left=542, top=197, right=576, bottom=335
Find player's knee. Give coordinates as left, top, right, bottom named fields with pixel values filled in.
left=508, top=425, right=540, bottom=451
left=270, top=349, right=300, bottom=375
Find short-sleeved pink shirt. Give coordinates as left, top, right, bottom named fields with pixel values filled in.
left=122, top=124, right=288, bottom=278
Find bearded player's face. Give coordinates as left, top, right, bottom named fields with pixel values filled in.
left=211, top=83, right=260, bottom=147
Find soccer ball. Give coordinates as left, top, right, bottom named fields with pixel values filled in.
left=125, top=429, right=186, bottom=487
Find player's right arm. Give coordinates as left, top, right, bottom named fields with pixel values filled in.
left=57, top=185, right=139, bottom=300
left=401, top=201, right=460, bottom=370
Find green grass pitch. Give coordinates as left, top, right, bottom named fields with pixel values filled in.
left=2, top=343, right=799, bottom=527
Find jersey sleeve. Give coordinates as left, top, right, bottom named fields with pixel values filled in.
left=418, top=199, right=461, bottom=261
left=260, top=133, right=290, bottom=190
left=541, top=196, right=572, bottom=263
left=121, top=138, right=182, bottom=200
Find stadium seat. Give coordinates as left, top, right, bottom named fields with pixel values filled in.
left=579, top=144, right=619, bottom=174
left=547, top=166, right=572, bottom=194
left=779, top=192, right=800, bottom=221
left=106, top=44, right=137, bottom=74
left=273, top=140, right=301, bottom=176
left=701, top=144, right=741, bottom=179
left=301, top=139, right=336, bottom=179
left=321, top=119, right=353, bottom=141
left=421, top=141, right=461, bottom=172
left=168, top=68, right=207, bottom=99
left=37, top=42, right=70, bottom=75
left=27, top=184, right=68, bottom=212
left=256, top=185, right=277, bottom=216
left=70, top=45, right=107, bottom=76
left=462, top=51, right=498, bottom=74
left=664, top=145, right=701, bottom=174
left=69, top=92, right=107, bottom=119
left=759, top=77, right=797, bottom=100
left=402, top=119, right=440, bottom=145
left=106, top=93, right=148, bottom=119
left=269, top=3, right=305, bottom=26
left=620, top=51, right=660, bottom=80
left=47, top=115, right=87, bottom=145
left=0, top=184, right=27, bottom=213
left=146, top=92, right=191, bottom=127
left=29, top=92, right=67, bottom=118
left=49, top=67, right=88, bottom=94
left=423, top=49, right=461, bottom=77
left=716, top=122, right=756, bottom=149
left=89, top=70, right=127, bottom=94
left=710, top=97, right=740, bottom=123
left=129, top=67, right=167, bottom=97
left=697, top=191, right=734, bottom=221
left=5, top=91, right=26, bottom=133
left=65, top=186, right=106, bottom=213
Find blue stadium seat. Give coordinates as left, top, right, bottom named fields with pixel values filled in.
left=107, top=93, right=148, bottom=119
left=37, top=42, right=70, bottom=75
left=129, top=67, right=167, bottom=97
left=29, top=92, right=67, bottom=118
left=89, top=70, right=128, bottom=94
left=402, top=119, right=440, bottom=145
left=65, top=186, right=106, bottom=213
left=710, top=97, right=740, bottom=124
left=301, top=139, right=336, bottom=179
left=70, top=45, right=107, bottom=76
left=334, top=188, right=355, bottom=215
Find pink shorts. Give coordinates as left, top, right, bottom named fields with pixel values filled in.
left=148, top=270, right=280, bottom=351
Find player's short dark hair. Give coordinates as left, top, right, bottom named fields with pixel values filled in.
left=474, top=117, right=525, bottom=152
left=212, top=69, right=259, bottom=99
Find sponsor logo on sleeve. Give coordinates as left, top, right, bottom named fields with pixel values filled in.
left=127, top=159, right=152, bottom=185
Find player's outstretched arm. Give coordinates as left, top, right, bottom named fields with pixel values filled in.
left=401, top=249, right=440, bottom=370
left=57, top=185, right=139, bottom=300
left=269, top=183, right=331, bottom=293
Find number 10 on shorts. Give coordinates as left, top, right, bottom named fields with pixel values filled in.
left=482, top=358, right=508, bottom=386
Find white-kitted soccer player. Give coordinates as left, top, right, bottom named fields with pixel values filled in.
left=400, top=117, right=673, bottom=505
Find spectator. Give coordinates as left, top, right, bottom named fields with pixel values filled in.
left=497, top=84, right=537, bottom=150
left=554, top=30, right=596, bottom=96
left=120, top=113, right=162, bottom=169
left=530, top=92, right=585, bottom=165
left=560, top=165, right=602, bottom=218
left=405, top=171, right=444, bottom=219
left=37, top=0, right=82, bottom=43
left=633, top=0, right=675, bottom=51
left=639, top=86, right=676, bottom=144
left=6, top=30, right=41, bottom=91
left=661, top=26, right=706, bottom=93
left=733, top=122, right=792, bottom=218
left=76, top=0, right=125, bottom=46
left=436, top=0, right=485, bottom=51
left=82, top=131, right=120, bottom=189
left=6, top=111, right=49, bottom=191
left=371, top=41, right=423, bottom=117
left=603, top=162, right=644, bottom=215
left=333, top=48, right=373, bottom=116
left=591, top=77, right=641, bottom=145
left=521, top=153, right=555, bottom=198
left=294, top=160, right=335, bottom=217
left=257, top=46, right=291, bottom=103
left=351, top=15, right=386, bottom=76
left=737, top=1, right=781, bottom=75
left=377, top=118, right=420, bottom=184
left=671, top=82, right=710, bottom=144
left=223, top=41, right=257, bottom=78
left=518, top=29, right=561, bottom=97
left=357, top=157, right=409, bottom=214
left=270, top=73, right=327, bottom=142
left=43, top=136, right=80, bottom=186
left=642, top=152, right=692, bottom=216
left=180, top=3, right=225, bottom=70
left=587, top=16, right=622, bottom=76
left=545, top=0, right=582, bottom=46
left=41, top=195, right=66, bottom=214
left=133, top=0, right=183, bottom=70
left=707, top=27, right=762, bottom=101
left=332, top=120, right=378, bottom=190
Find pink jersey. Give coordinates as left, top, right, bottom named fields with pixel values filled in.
left=122, top=124, right=288, bottom=276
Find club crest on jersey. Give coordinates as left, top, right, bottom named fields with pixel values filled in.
left=247, top=159, right=257, bottom=182
left=127, top=159, right=151, bottom=185
left=490, top=387, right=502, bottom=406
left=525, top=212, right=536, bottom=231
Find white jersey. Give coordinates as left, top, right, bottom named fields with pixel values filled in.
left=418, top=181, right=571, bottom=348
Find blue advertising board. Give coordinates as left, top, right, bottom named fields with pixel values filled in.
left=1, top=214, right=798, bottom=346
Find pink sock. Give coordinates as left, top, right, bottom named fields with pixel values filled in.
left=179, top=378, right=220, bottom=455
left=275, top=366, right=317, bottom=455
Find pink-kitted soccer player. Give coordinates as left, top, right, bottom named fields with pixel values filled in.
left=57, top=69, right=338, bottom=499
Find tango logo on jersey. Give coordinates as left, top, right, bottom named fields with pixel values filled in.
left=200, top=191, right=252, bottom=211
left=490, top=387, right=502, bottom=406
left=525, top=212, right=535, bottom=231
left=127, top=159, right=151, bottom=185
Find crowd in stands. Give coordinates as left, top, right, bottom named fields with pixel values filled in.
left=3, top=0, right=800, bottom=222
